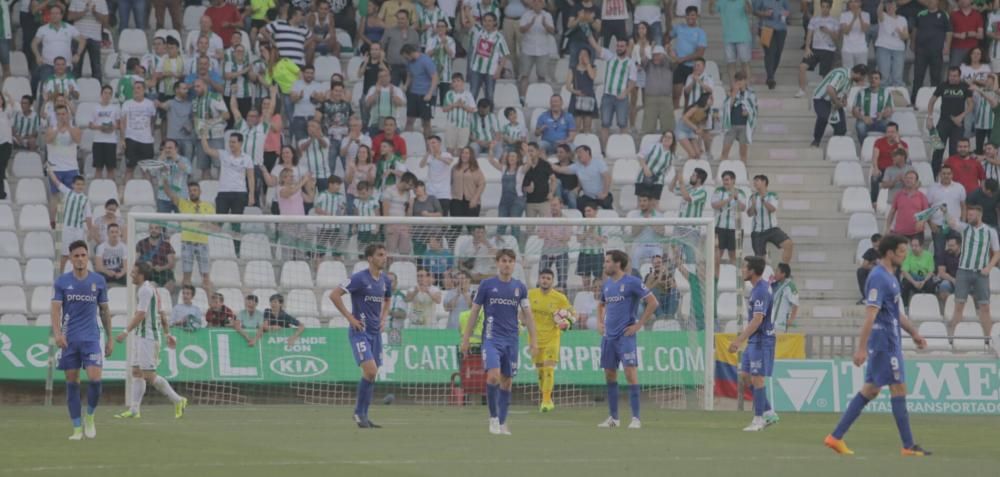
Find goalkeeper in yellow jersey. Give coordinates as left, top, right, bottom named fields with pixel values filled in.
left=529, top=269, right=574, bottom=412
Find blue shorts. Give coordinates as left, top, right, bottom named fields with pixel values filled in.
left=865, top=348, right=905, bottom=387
left=600, top=335, right=638, bottom=370
left=482, top=339, right=519, bottom=377
left=349, top=331, right=382, bottom=367
left=50, top=169, right=79, bottom=193
left=740, top=342, right=775, bottom=377
left=57, top=340, right=103, bottom=370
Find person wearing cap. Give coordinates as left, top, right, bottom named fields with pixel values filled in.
left=234, top=294, right=266, bottom=346
left=641, top=45, right=675, bottom=136
left=264, top=294, right=306, bottom=347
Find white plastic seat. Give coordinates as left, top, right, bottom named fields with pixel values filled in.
left=0, top=259, right=21, bottom=285
left=718, top=264, right=738, bottom=291
left=903, top=137, right=928, bottom=162
left=15, top=178, right=47, bottom=204
left=918, top=321, right=950, bottom=349
left=0, top=204, right=13, bottom=230
left=88, top=179, right=118, bottom=205
left=891, top=110, right=920, bottom=137
left=912, top=161, right=934, bottom=186
left=0, top=232, right=17, bottom=258
left=218, top=288, right=244, bottom=314
left=336, top=28, right=353, bottom=54
left=953, top=322, right=988, bottom=351
left=24, top=259, right=53, bottom=286
left=524, top=83, right=553, bottom=110
left=157, top=287, right=173, bottom=314
left=847, top=213, right=878, bottom=239
left=105, top=288, right=126, bottom=315
left=30, top=286, right=53, bottom=314
left=352, top=261, right=369, bottom=274
left=118, top=29, right=149, bottom=56
left=389, top=261, right=418, bottom=290
left=841, top=187, right=872, bottom=213
left=244, top=260, right=277, bottom=288
left=280, top=261, right=315, bottom=288
left=182, top=6, right=206, bottom=31
left=19, top=205, right=51, bottom=231
left=573, top=133, right=603, bottom=158
left=208, top=234, right=238, bottom=260
left=859, top=135, right=879, bottom=163
left=240, top=233, right=272, bottom=260
left=154, top=29, right=182, bottom=45
left=346, top=56, right=365, bottom=82
left=0, top=314, right=27, bottom=325
left=833, top=162, right=865, bottom=187
left=123, top=180, right=156, bottom=206
left=908, top=294, right=942, bottom=321
left=75, top=102, right=97, bottom=126
left=717, top=292, right=738, bottom=319
left=12, top=151, right=44, bottom=178
left=22, top=231, right=53, bottom=258
left=991, top=269, right=1000, bottom=293
left=286, top=289, right=319, bottom=317
left=826, top=136, right=858, bottom=162
left=210, top=260, right=242, bottom=288
left=316, top=261, right=348, bottom=288
left=716, top=160, right=748, bottom=185
left=35, top=314, right=51, bottom=327
left=652, top=320, right=681, bottom=331
left=611, top=158, right=639, bottom=186
left=493, top=83, right=520, bottom=108
left=2, top=77, right=31, bottom=101
left=400, top=131, right=427, bottom=158
left=313, top=55, right=342, bottom=79
left=198, top=180, right=219, bottom=205
left=606, top=134, right=637, bottom=160
left=321, top=289, right=349, bottom=317
left=9, top=51, right=28, bottom=76
left=943, top=295, right=978, bottom=320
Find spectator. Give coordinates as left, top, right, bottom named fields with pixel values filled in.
left=770, top=263, right=800, bottom=331
left=410, top=179, right=444, bottom=255
left=299, top=119, right=332, bottom=190
left=886, top=170, right=929, bottom=239
left=796, top=0, right=837, bottom=98
left=357, top=43, right=389, bottom=125
left=589, top=35, right=636, bottom=147
left=12, top=95, right=41, bottom=152
left=673, top=166, right=709, bottom=220
left=88, top=86, right=121, bottom=180
left=852, top=70, right=893, bottom=138
left=364, top=68, right=407, bottom=133
left=518, top=0, right=556, bottom=95
left=401, top=44, right=437, bottom=137
left=983, top=143, right=1000, bottom=182
left=234, top=294, right=265, bottom=346
left=636, top=130, right=676, bottom=202
left=629, top=195, right=666, bottom=268
left=810, top=64, right=867, bottom=147
left=206, top=0, right=242, bottom=49
left=755, top=0, right=790, bottom=89
left=643, top=254, right=679, bottom=325
left=153, top=140, right=194, bottom=214
left=566, top=46, right=598, bottom=135
left=312, top=175, right=349, bottom=262
left=41, top=56, right=79, bottom=104
left=31, top=5, right=85, bottom=92
left=450, top=147, right=486, bottom=220
left=90, top=198, right=122, bottom=245
left=880, top=147, right=913, bottom=205
left=45, top=105, right=82, bottom=229
left=264, top=294, right=306, bottom=346
left=838, top=0, right=869, bottom=69
left=234, top=89, right=277, bottom=204
left=669, top=6, right=707, bottom=107
left=185, top=39, right=223, bottom=79
left=371, top=116, right=408, bottom=161
left=912, top=0, right=953, bottom=107
left=276, top=168, right=316, bottom=259
left=537, top=197, right=572, bottom=289
left=946, top=204, right=1000, bottom=338
left=163, top=180, right=216, bottom=292
left=553, top=144, right=579, bottom=209
left=440, top=73, right=476, bottom=155
left=970, top=76, right=1000, bottom=154
left=156, top=80, right=195, bottom=162
left=353, top=181, right=382, bottom=246
left=967, top=178, right=1000, bottom=229
left=374, top=140, right=406, bottom=191
left=926, top=165, right=967, bottom=256
left=488, top=145, right=527, bottom=238
left=642, top=46, right=675, bottom=136
left=185, top=16, right=225, bottom=62
left=205, top=292, right=236, bottom=327
left=382, top=10, right=418, bottom=85
left=718, top=0, right=752, bottom=82
left=720, top=71, right=758, bottom=163
left=417, top=0, right=448, bottom=47
left=856, top=233, right=882, bottom=303
left=522, top=142, right=554, bottom=218
left=747, top=174, right=794, bottom=264
left=380, top=0, right=417, bottom=25
left=383, top=171, right=416, bottom=257
left=935, top=236, right=960, bottom=305
left=500, top=107, right=528, bottom=151
left=469, top=98, right=501, bottom=158
left=553, top=145, right=612, bottom=211
left=265, top=6, right=312, bottom=67
left=192, top=78, right=230, bottom=179
left=95, top=223, right=127, bottom=286
left=712, top=170, right=747, bottom=266
left=564, top=0, right=600, bottom=69
left=425, top=20, right=456, bottom=104
left=900, top=237, right=936, bottom=307
left=628, top=22, right=654, bottom=130
left=418, top=136, right=453, bottom=213
left=121, top=81, right=158, bottom=181
left=288, top=65, right=323, bottom=142
left=576, top=203, right=606, bottom=289
left=950, top=0, right=983, bottom=68
left=170, top=285, right=203, bottom=331
left=874, top=0, right=908, bottom=88
left=535, top=95, right=576, bottom=155
left=468, top=13, right=509, bottom=102
left=359, top=2, right=387, bottom=55
left=944, top=138, right=985, bottom=194
left=457, top=226, right=497, bottom=281
left=0, top=93, right=9, bottom=200
left=422, top=235, right=452, bottom=284
left=443, top=270, right=472, bottom=329
left=869, top=122, right=907, bottom=208
left=404, top=268, right=443, bottom=328
left=67, top=0, right=107, bottom=83
left=222, top=45, right=257, bottom=131
left=135, top=224, right=177, bottom=293
left=676, top=87, right=713, bottom=160
left=201, top=133, right=255, bottom=235
left=308, top=0, right=341, bottom=57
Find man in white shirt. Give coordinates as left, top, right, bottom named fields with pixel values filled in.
left=405, top=267, right=443, bottom=328
left=67, top=0, right=109, bottom=82
left=31, top=4, right=85, bottom=92
left=199, top=132, right=255, bottom=243
left=96, top=223, right=127, bottom=285
left=289, top=65, right=326, bottom=142
left=185, top=16, right=225, bottom=62
left=121, top=81, right=158, bottom=181
left=839, top=0, right=869, bottom=68
left=518, top=0, right=556, bottom=95
left=89, top=85, right=120, bottom=179
left=420, top=135, right=453, bottom=212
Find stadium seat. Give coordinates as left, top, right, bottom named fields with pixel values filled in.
left=612, top=158, right=639, bottom=185
left=494, top=83, right=520, bottom=108
left=22, top=231, right=52, bottom=258
left=401, top=131, right=427, bottom=158
left=953, top=323, right=988, bottom=351
left=913, top=86, right=935, bottom=112
left=346, top=56, right=365, bottom=82
left=244, top=260, right=277, bottom=288
left=716, top=160, right=748, bottom=185
left=24, top=259, right=53, bottom=286
left=847, top=213, right=878, bottom=239
left=912, top=162, right=934, bottom=186
left=62, top=259, right=94, bottom=274
left=314, top=56, right=342, bottom=79
left=209, top=234, right=237, bottom=260
left=718, top=264, right=738, bottom=291
left=352, top=260, right=369, bottom=274
left=833, top=161, right=865, bottom=187
left=0, top=314, right=27, bottom=325
left=286, top=289, right=319, bottom=317
left=209, top=260, right=242, bottom=288
left=321, top=289, right=349, bottom=317
left=0, top=259, right=20, bottom=285
left=841, top=187, right=872, bottom=213
left=903, top=137, right=928, bottom=162
left=825, top=136, right=858, bottom=162
left=111, top=315, right=128, bottom=328
left=0, top=231, right=17, bottom=258
left=652, top=320, right=681, bottom=331
left=0, top=205, right=13, bottom=230
left=336, top=29, right=354, bottom=54
left=524, top=83, right=553, bottom=110
left=606, top=134, right=637, bottom=160
left=75, top=101, right=98, bottom=127
left=157, top=287, right=174, bottom=314
left=404, top=156, right=428, bottom=181
left=717, top=292, right=738, bottom=319
left=108, top=288, right=127, bottom=315
left=390, top=261, right=418, bottom=290
left=123, top=180, right=156, bottom=206
left=280, top=261, right=315, bottom=288
left=154, top=29, right=182, bottom=44
left=480, top=182, right=501, bottom=210
left=908, top=294, right=942, bottom=321
left=30, top=286, right=52, bottom=314
left=553, top=58, right=570, bottom=82
left=198, top=180, right=219, bottom=205
left=118, top=29, right=149, bottom=56
left=35, top=314, right=51, bottom=327
left=218, top=288, right=244, bottom=313
left=19, top=205, right=51, bottom=231
left=529, top=108, right=545, bottom=132
left=722, top=319, right=740, bottom=333
left=859, top=135, right=879, bottom=163
left=240, top=233, right=272, bottom=260
left=88, top=179, right=118, bottom=205
left=574, top=133, right=603, bottom=157
left=918, top=321, right=950, bottom=350
left=14, top=178, right=47, bottom=205
left=991, top=269, right=1000, bottom=293
left=618, top=186, right=638, bottom=211
left=317, top=261, right=348, bottom=289
left=328, top=315, right=350, bottom=327
left=9, top=51, right=28, bottom=76
left=478, top=158, right=501, bottom=182
left=891, top=111, right=920, bottom=136
left=12, top=151, right=44, bottom=178
left=299, top=316, right=322, bottom=328
left=2, top=77, right=31, bottom=101
left=943, top=295, right=977, bottom=320
left=182, top=6, right=206, bottom=31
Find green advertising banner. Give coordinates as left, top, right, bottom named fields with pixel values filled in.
left=771, top=359, right=1000, bottom=415
left=0, top=326, right=705, bottom=386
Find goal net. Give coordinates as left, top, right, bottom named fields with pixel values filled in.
left=124, top=213, right=717, bottom=410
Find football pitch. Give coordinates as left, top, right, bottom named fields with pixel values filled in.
left=1, top=405, right=996, bottom=477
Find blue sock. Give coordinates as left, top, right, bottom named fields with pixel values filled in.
left=752, top=386, right=766, bottom=417
left=832, top=392, right=871, bottom=439
left=763, top=388, right=772, bottom=413
left=891, top=396, right=915, bottom=449
left=498, top=389, right=511, bottom=425
left=629, top=384, right=640, bottom=420
left=86, top=381, right=102, bottom=415
left=66, top=382, right=81, bottom=427
left=607, top=382, right=619, bottom=420
left=363, top=378, right=375, bottom=417
left=486, top=383, right=499, bottom=418
left=354, top=378, right=370, bottom=417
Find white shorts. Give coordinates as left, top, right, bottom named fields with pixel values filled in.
left=724, top=42, right=752, bottom=64
left=445, top=126, right=470, bottom=151
left=61, top=227, right=88, bottom=256
left=131, top=336, right=160, bottom=371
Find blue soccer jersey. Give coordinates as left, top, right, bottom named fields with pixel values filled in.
left=600, top=275, right=651, bottom=339
left=864, top=264, right=903, bottom=353
left=52, top=272, right=108, bottom=343
left=474, top=277, right=530, bottom=341
left=341, top=270, right=392, bottom=333
left=746, top=279, right=775, bottom=345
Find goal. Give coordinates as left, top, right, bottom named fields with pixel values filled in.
left=124, top=212, right=717, bottom=410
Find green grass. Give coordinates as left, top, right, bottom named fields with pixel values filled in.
left=0, top=405, right=996, bottom=477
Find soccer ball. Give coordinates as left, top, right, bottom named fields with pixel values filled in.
left=553, top=309, right=575, bottom=331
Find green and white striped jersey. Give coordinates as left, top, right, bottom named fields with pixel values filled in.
left=984, top=155, right=1000, bottom=182
left=748, top=191, right=779, bottom=232
left=578, top=224, right=604, bottom=254
left=598, top=48, right=637, bottom=97
left=224, top=58, right=255, bottom=98
left=135, top=281, right=161, bottom=340
left=192, top=91, right=228, bottom=139
left=957, top=221, right=1000, bottom=271
left=469, top=29, right=509, bottom=75
left=853, top=87, right=891, bottom=119
left=56, top=182, right=92, bottom=230
left=471, top=112, right=500, bottom=142
left=676, top=184, right=708, bottom=218
left=238, top=120, right=269, bottom=167
left=712, top=187, right=746, bottom=230
left=156, top=54, right=186, bottom=96
left=425, top=34, right=456, bottom=82
left=683, top=73, right=714, bottom=109
left=770, top=279, right=799, bottom=331
left=299, top=137, right=331, bottom=179
left=314, top=190, right=348, bottom=227
left=12, top=110, right=40, bottom=138
left=42, top=74, right=78, bottom=98
left=637, top=143, right=674, bottom=184
left=974, top=91, right=996, bottom=131
left=501, top=121, right=527, bottom=143
left=812, top=67, right=851, bottom=101
left=366, top=85, right=405, bottom=128
left=354, top=197, right=380, bottom=232
left=444, top=89, right=476, bottom=127
left=419, top=8, right=450, bottom=45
